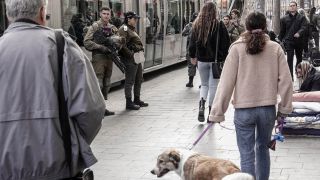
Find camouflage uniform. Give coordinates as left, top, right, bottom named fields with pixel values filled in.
left=225, top=23, right=240, bottom=43
left=84, top=19, right=118, bottom=100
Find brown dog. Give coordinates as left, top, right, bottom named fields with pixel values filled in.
left=151, top=148, right=253, bottom=180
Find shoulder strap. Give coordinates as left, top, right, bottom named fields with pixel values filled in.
left=215, top=21, right=220, bottom=63
left=54, top=30, right=72, bottom=170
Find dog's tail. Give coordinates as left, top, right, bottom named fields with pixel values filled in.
left=222, top=173, right=254, bottom=180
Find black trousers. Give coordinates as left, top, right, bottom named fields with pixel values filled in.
left=124, top=60, right=143, bottom=99
left=286, top=43, right=303, bottom=80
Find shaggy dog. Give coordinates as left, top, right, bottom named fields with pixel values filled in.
left=151, top=149, right=254, bottom=180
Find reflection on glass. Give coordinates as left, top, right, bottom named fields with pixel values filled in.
left=163, top=0, right=182, bottom=59
left=61, top=0, right=99, bottom=46
left=108, top=1, right=124, bottom=28
left=144, top=0, right=164, bottom=68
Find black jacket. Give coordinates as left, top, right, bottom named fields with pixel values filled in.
left=189, top=20, right=230, bottom=62
left=278, top=13, right=308, bottom=45
left=300, top=68, right=320, bottom=92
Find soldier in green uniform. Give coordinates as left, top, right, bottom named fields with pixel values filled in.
left=118, top=11, right=148, bottom=110
left=84, top=7, right=117, bottom=116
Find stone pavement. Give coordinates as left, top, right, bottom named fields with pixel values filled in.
left=90, top=64, right=320, bottom=180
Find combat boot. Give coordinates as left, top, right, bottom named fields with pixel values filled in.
left=104, top=109, right=115, bottom=116
left=134, top=96, right=149, bottom=107
left=126, top=98, right=140, bottom=110
left=198, top=98, right=206, bottom=122
left=186, top=76, right=194, bottom=87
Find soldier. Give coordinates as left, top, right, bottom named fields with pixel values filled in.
left=118, top=11, right=148, bottom=110
left=223, top=14, right=240, bottom=43
left=230, top=9, right=245, bottom=35
left=84, top=7, right=117, bottom=116
left=182, top=12, right=198, bottom=87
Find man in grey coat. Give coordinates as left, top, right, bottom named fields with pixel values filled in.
left=0, top=0, right=105, bottom=179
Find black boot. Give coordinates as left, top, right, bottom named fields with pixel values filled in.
left=104, top=109, right=115, bottom=116
left=198, top=98, right=206, bottom=122
left=126, top=98, right=140, bottom=110
left=101, top=87, right=108, bottom=100
left=186, top=76, right=194, bottom=87
left=134, top=96, right=149, bottom=107
left=207, top=106, right=212, bottom=123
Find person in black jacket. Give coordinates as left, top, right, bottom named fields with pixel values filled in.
left=189, top=2, right=230, bottom=122
left=278, top=1, right=308, bottom=80
left=296, top=61, right=320, bottom=92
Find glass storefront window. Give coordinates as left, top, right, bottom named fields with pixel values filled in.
left=107, top=0, right=125, bottom=28
left=61, top=0, right=100, bottom=46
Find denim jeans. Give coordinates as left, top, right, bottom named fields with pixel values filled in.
left=197, top=61, right=219, bottom=106
left=234, top=105, right=276, bottom=180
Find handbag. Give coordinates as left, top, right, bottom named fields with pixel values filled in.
left=212, top=21, right=223, bottom=79
left=55, top=30, right=94, bottom=180
left=133, top=51, right=145, bottom=64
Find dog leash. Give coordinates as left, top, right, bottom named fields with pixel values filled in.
left=188, top=122, right=214, bottom=150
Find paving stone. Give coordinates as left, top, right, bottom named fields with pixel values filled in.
left=90, top=64, right=320, bottom=180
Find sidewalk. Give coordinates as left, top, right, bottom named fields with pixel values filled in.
left=90, top=64, right=320, bottom=180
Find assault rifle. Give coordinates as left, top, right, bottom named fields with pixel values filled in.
left=93, top=29, right=126, bottom=73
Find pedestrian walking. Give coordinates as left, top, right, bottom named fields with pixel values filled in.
left=209, top=12, right=293, bottom=180
left=118, top=11, right=148, bottom=110
left=310, top=7, right=319, bottom=49
left=182, top=12, right=198, bottom=87
left=278, top=1, right=308, bottom=79
left=298, top=8, right=313, bottom=58
left=84, top=7, right=117, bottom=116
left=189, top=2, right=230, bottom=122
left=0, top=0, right=105, bottom=179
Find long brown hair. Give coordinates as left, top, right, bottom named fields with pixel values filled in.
left=242, top=12, right=267, bottom=55
left=192, top=2, right=217, bottom=46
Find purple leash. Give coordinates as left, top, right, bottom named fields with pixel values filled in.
left=189, top=122, right=214, bottom=150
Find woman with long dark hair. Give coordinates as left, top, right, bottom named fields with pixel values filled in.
left=189, top=2, right=230, bottom=122
left=209, top=12, right=293, bottom=180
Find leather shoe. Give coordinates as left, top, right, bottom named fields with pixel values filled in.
left=104, top=109, right=115, bottom=116
left=186, top=82, right=193, bottom=87
left=134, top=100, right=149, bottom=107
left=126, top=103, right=140, bottom=110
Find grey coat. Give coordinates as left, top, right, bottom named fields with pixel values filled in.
left=0, top=22, right=105, bottom=180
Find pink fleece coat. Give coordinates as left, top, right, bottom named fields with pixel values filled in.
left=209, top=36, right=293, bottom=122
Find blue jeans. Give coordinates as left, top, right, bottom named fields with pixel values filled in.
left=197, top=61, right=219, bottom=106
left=234, top=105, right=276, bottom=180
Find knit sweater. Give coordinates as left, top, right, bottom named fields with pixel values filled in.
left=209, top=36, right=293, bottom=122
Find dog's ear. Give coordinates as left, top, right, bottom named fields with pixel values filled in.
left=169, top=151, right=180, bottom=168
